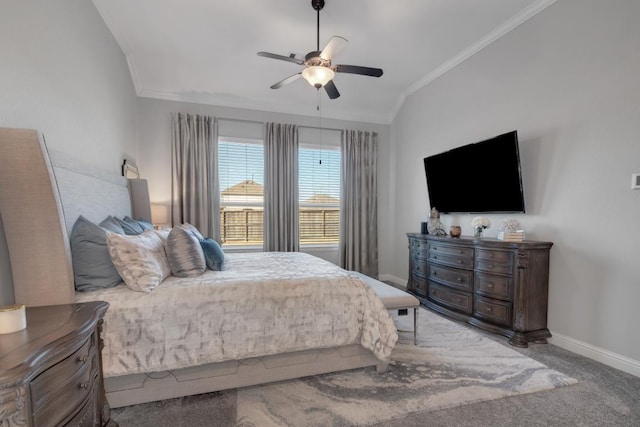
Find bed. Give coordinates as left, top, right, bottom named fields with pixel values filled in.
left=0, top=127, right=398, bottom=408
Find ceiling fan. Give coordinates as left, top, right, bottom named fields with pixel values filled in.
left=257, top=0, right=383, bottom=99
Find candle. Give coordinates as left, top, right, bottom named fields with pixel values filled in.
left=0, top=304, right=27, bottom=334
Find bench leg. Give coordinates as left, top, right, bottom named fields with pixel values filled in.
left=413, top=307, right=418, bottom=345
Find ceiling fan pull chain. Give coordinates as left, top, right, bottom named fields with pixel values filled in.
left=317, top=90, right=323, bottom=165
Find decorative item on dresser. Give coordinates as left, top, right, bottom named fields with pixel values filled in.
left=407, top=233, right=553, bottom=347
left=0, top=301, right=117, bottom=427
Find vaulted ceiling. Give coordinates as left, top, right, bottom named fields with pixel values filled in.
left=92, top=0, right=555, bottom=124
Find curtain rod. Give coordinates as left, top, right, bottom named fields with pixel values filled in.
left=217, top=117, right=343, bottom=133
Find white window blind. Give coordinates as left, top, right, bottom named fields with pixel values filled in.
left=218, top=138, right=264, bottom=246
left=299, top=144, right=341, bottom=245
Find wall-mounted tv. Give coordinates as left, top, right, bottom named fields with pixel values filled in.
left=423, top=130, right=525, bottom=214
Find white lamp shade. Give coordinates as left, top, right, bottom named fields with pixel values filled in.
left=302, top=66, right=335, bottom=88
left=151, top=203, right=170, bottom=226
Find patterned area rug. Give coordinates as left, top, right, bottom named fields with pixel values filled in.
left=236, top=308, right=577, bottom=426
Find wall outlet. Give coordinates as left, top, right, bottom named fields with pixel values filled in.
left=632, top=173, right=640, bottom=190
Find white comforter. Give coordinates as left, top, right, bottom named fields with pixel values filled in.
left=76, top=252, right=398, bottom=377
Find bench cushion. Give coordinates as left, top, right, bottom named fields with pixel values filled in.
left=350, top=271, right=419, bottom=310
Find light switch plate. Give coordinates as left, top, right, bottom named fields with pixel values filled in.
left=632, top=173, right=640, bottom=190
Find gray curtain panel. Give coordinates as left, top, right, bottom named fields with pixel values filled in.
left=264, top=122, right=299, bottom=252
left=170, top=113, right=221, bottom=242
left=339, top=129, right=378, bottom=277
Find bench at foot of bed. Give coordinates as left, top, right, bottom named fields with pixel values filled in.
left=350, top=271, right=420, bottom=345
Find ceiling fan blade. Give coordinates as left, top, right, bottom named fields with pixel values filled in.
left=270, top=73, right=302, bottom=89
left=257, top=51, right=304, bottom=65
left=324, top=80, right=340, bottom=99
left=334, top=64, right=383, bottom=77
left=320, top=36, right=348, bottom=61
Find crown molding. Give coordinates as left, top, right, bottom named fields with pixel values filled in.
left=389, top=0, right=558, bottom=123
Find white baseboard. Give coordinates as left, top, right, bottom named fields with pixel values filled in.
left=378, top=274, right=406, bottom=288
left=549, top=331, right=640, bottom=378
left=373, top=277, right=640, bottom=378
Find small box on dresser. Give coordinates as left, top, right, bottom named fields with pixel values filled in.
left=407, top=233, right=553, bottom=347
left=0, top=301, right=117, bottom=427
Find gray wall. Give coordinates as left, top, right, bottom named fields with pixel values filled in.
left=389, top=0, right=640, bottom=365
left=136, top=98, right=391, bottom=265
left=0, top=0, right=138, bottom=305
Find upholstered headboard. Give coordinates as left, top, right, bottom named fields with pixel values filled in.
left=0, top=127, right=149, bottom=307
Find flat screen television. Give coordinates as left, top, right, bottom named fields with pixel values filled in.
left=423, top=130, right=525, bottom=214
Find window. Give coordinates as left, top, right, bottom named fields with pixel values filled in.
left=299, top=145, right=341, bottom=246
left=218, top=138, right=264, bottom=246
left=217, top=135, right=341, bottom=248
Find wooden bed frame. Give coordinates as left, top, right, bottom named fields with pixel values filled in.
left=0, top=127, right=385, bottom=408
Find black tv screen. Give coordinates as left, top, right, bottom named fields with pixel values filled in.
left=424, top=130, right=525, bottom=214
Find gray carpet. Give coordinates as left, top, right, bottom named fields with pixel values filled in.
left=111, top=307, right=640, bottom=426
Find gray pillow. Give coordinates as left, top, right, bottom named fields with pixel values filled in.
left=132, top=217, right=154, bottom=231
left=166, top=223, right=206, bottom=277
left=99, top=215, right=125, bottom=234
left=70, top=215, right=123, bottom=291
left=200, top=238, right=225, bottom=271
left=115, top=216, right=144, bottom=235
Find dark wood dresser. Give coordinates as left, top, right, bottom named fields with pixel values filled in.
left=407, top=233, right=553, bottom=347
left=0, top=301, right=117, bottom=426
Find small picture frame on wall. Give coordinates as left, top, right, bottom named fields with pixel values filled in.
left=122, top=159, right=139, bottom=179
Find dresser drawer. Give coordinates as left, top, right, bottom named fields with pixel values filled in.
left=411, top=256, right=428, bottom=278
left=429, top=252, right=474, bottom=269
left=475, top=249, right=514, bottom=275
left=409, top=238, right=429, bottom=259
left=410, top=273, right=428, bottom=297
left=429, top=243, right=474, bottom=259
left=475, top=272, right=512, bottom=301
left=428, top=282, right=472, bottom=314
left=474, top=295, right=512, bottom=327
left=429, top=264, right=473, bottom=292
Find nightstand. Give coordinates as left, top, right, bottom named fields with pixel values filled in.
left=0, top=301, right=117, bottom=426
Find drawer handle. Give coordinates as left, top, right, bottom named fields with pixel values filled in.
left=487, top=283, right=494, bottom=288
left=486, top=307, right=493, bottom=312
left=79, top=382, right=89, bottom=390
left=77, top=354, right=88, bottom=363
left=457, top=260, right=463, bottom=264
left=456, top=298, right=463, bottom=303
left=456, top=277, right=462, bottom=282
left=458, top=250, right=463, bottom=254
left=488, top=264, right=494, bottom=269
left=433, top=271, right=437, bottom=276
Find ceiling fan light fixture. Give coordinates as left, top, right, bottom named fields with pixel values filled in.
left=302, top=66, right=335, bottom=88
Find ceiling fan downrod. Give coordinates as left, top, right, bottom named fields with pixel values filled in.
left=311, top=0, right=325, bottom=51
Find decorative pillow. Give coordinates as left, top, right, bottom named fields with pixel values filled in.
left=200, top=238, right=225, bottom=271
left=106, top=230, right=171, bottom=293
left=127, top=216, right=154, bottom=232
left=114, top=216, right=144, bottom=235
left=166, top=223, right=206, bottom=277
left=99, top=215, right=125, bottom=234
left=70, top=215, right=123, bottom=292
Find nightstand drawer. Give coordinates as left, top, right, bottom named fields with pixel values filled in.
left=429, top=264, right=473, bottom=292
left=475, top=272, right=512, bottom=301
left=30, top=335, right=94, bottom=410
left=474, top=296, right=512, bottom=327
left=33, top=357, right=96, bottom=426
left=428, top=282, right=472, bottom=314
